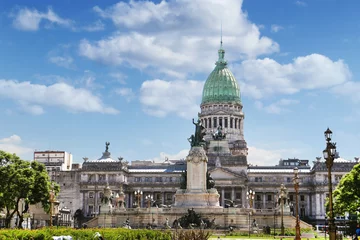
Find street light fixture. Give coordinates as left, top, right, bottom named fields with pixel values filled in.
left=279, top=184, right=287, bottom=236
left=322, top=127, right=337, bottom=240
left=247, top=189, right=255, bottom=208
left=145, top=194, right=153, bottom=208
left=293, top=167, right=301, bottom=240
left=134, top=190, right=143, bottom=208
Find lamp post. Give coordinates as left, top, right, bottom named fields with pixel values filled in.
left=145, top=194, right=153, bottom=208
left=49, top=184, right=55, bottom=227
left=247, top=189, right=255, bottom=208
left=323, top=128, right=337, bottom=240
left=134, top=190, right=143, bottom=208
left=279, top=184, right=287, bottom=236
left=293, top=167, right=301, bottom=240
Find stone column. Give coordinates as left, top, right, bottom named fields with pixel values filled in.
left=221, top=188, right=225, bottom=207
left=306, top=193, right=311, bottom=218
left=129, top=192, right=133, bottom=208
left=231, top=187, right=235, bottom=201
left=94, top=191, right=98, bottom=213
left=263, top=193, right=266, bottom=209
left=82, top=192, right=86, bottom=212
left=242, top=186, right=247, bottom=208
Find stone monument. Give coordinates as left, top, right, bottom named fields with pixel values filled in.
left=174, top=119, right=220, bottom=207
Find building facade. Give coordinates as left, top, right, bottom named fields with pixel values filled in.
left=35, top=43, right=359, bottom=226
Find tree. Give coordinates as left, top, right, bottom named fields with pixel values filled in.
left=332, top=163, right=360, bottom=218
left=0, top=150, right=59, bottom=228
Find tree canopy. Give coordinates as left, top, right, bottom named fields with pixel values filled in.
left=0, top=150, right=59, bottom=228
left=332, top=163, right=360, bottom=217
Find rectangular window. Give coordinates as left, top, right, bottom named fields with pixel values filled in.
left=236, top=192, right=241, bottom=199
left=225, top=192, right=231, bottom=199
left=224, top=118, right=228, bottom=128
left=219, top=118, right=222, bottom=127
left=166, top=193, right=172, bottom=201
left=289, top=195, right=294, bottom=201
left=300, top=195, right=305, bottom=201
left=230, top=118, right=233, bottom=128
left=155, top=177, right=162, bottom=182
left=209, top=119, right=212, bottom=128
left=213, top=118, right=217, bottom=128
left=256, top=195, right=261, bottom=201
left=255, top=177, right=263, bottom=182
left=287, top=177, right=291, bottom=183
left=89, top=192, right=94, bottom=198
left=135, top=177, right=141, bottom=182
left=267, top=195, right=272, bottom=201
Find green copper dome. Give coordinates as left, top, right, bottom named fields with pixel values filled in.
left=201, top=44, right=241, bottom=104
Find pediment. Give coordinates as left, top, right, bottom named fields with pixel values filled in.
left=212, top=110, right=230, bottom=115
left=209, top=168, right=240, bottom=180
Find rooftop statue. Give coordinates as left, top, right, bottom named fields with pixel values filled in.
left=212, top=125, right=226, bottom=140
left=105, top=142, right=110, bottom=152
left=188, top=118, right=206, bottom=147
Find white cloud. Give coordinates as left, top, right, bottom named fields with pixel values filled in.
left=0, top=135, right=33, bottom=157
left=12, top=7, right=73, bottom=31
left=109, top=73, right=127, bottom=84
left=49, top=56, right=74, bottom=69
left=247, top=146, right=300, bottom=166
left=331, top=81, right=360, bottom=103
left=271, top=24, right=283, bottom=33
left=83, top=20, right=105, bottom=32
left=146, top=149, right=189, bottom=162
left=0, top=79, right=118, bottom=114
left=80, top=0, right=279, bottom=77
left=235, top=54, right=351, bottom=99
left=0, top=135, right=22, bottom=144
left=255, top=99, right=299, bottom=114
left=115, top=88, right=135, bottom=102
left=140, top=79, right=204, bottom=118
left=295, top=1, right=307, bottom=7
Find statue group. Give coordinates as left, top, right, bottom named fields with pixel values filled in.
left=188, top=118, right=206, bottom=147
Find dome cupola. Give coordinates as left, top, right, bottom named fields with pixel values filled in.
left=201, top=42, right=241, bottom=105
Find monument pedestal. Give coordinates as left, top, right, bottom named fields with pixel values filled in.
left=174, top=147, right=220, bottom=208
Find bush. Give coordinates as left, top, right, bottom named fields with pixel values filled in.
left=0, top=228, right=172, bottom=240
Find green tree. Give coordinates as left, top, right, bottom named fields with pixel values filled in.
left=332, top=163, right=360, bottom=218
left=0, top=150, right=59, bottom=228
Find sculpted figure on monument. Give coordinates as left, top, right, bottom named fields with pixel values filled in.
left=212, top=125, right=226, bottom=140
left=206, top=171, right=215, bottom=189
left=188, top=118, right=206, bottom=147
left=105, top=142, right=110, bottom=152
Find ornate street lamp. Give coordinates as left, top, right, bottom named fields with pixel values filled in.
left=134, top=190, right=143, bottom=208
left=279, top=184, right=287, bottom=236
left=293, top=167, right=301, bottom=240
left=323, top=127, right=337, bottom=240
left=247, top=189, right=255, bottom=208
left=145, top=194, right=153, bottom=208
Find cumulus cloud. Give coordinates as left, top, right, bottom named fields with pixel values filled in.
left=255, top=99, right=299, bottom=114
left=80, top=0, right=279, bottom=77
left=48, top=56, right=74, bottom=69
left=145, top=149, right=189, bottom=163
left=0, top=135, right=33, bottom=157
left=115, top=88, right=135, bottom=102
left=11, top=7, right=73, bottom=31
left=140, top=79, right=204, bottom=118
left=0, top=79, right=118, bottom=114
left=331, top=81, right=360, bottom=103
left=83, top=20, right=105, bottom=32
left=247, top=146, right=301, bottom=166
left=271, top=24, right=284, bottom=33
left=235, top=54, right=351, bottom=99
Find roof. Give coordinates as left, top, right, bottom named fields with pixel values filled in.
left=247, top=168, right=311, bottom=173
left=201, top=43, right=241, bottom=105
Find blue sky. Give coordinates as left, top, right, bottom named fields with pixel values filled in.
left=0, top=0, right=359, bottom=165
